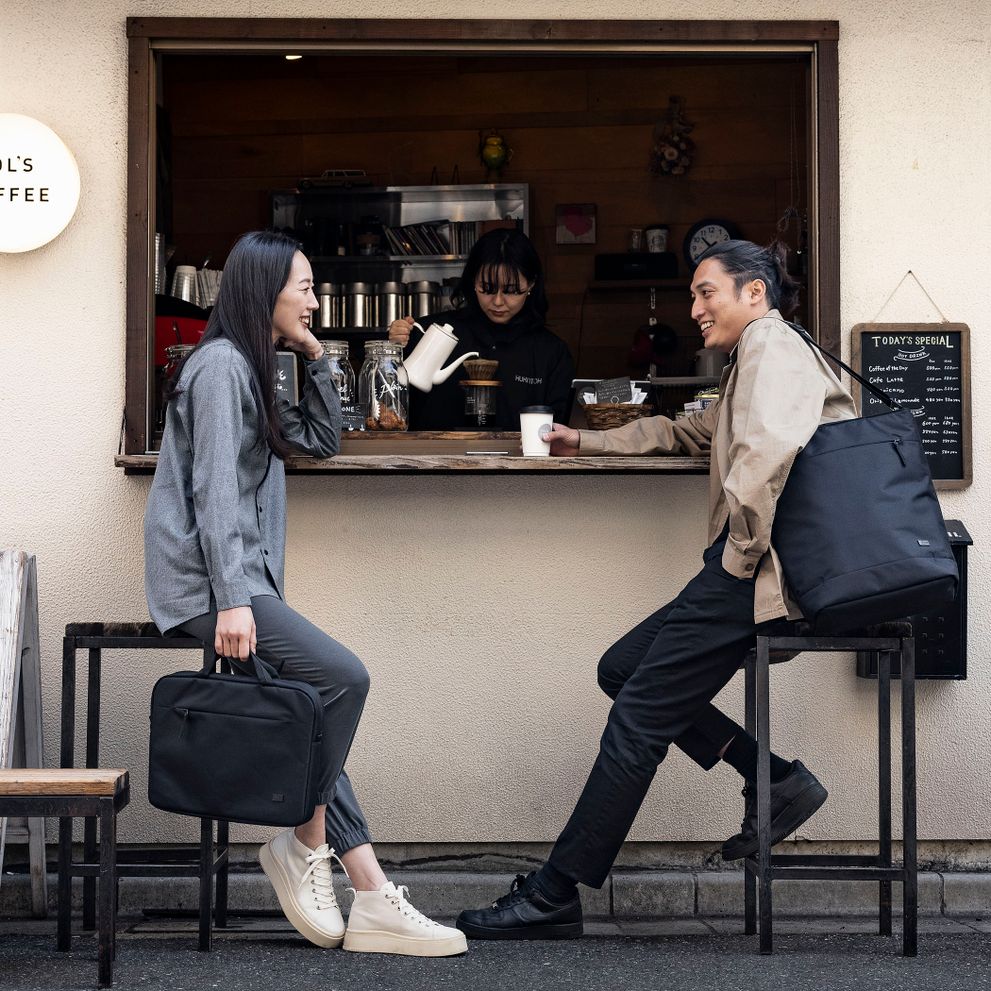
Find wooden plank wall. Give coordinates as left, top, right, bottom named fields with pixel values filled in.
left=163, top=53, right=808, bottom=378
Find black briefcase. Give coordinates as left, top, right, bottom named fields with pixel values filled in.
left=772, top=323, right=959, bottom=633
left=149, top=654, right=323, bottom=827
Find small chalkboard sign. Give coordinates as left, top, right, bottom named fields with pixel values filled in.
left=274, top=351, right=299, bottom=404
left=594, top=376, right=633, bottom=404
left=851, top=323, right=971, bottom=490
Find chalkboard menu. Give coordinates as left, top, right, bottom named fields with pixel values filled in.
left=851, top=323, right=971, bottom=489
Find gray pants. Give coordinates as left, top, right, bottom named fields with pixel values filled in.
left=179, top=594, right=373, bottom=853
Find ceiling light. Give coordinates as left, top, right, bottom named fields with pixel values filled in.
left=285, top=54, right=302, bottom=61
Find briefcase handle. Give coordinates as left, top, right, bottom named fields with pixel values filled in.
left=199, top=652, right=279, bottom=685
left=776, top=319, right=903, bottom=413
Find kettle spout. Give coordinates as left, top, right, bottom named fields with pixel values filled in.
left=432, top=350, right=480, bottom=385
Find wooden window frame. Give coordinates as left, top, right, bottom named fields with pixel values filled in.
left=125, top=17, right=839, bottom=455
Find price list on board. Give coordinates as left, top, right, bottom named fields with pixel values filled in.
left=854, top=326, right=967, bottom=483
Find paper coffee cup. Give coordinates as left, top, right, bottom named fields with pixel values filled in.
left=520, top=405, right=554, bottom=457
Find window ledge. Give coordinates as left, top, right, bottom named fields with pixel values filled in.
left=116, top=432, right=709, bottom=475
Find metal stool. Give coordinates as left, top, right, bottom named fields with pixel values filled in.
left=743, top=621, right=916, bottom=956
left=61, top=622, right=229, bottom=950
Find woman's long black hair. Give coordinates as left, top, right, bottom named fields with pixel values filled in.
left=696, top=239, right=801, bottom=317
left=453, top=228, right=549, bottom=327
left=167, top=230, right=298, bottom=460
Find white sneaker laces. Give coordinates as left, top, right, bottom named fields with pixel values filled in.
left=346, top=882, right=440, bottom=929
left=299, top=847, right=344, bottom=911
left=387, top=884, right=441, bottom=928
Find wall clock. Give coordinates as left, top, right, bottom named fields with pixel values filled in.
left=683, top=219, right=740, bottom=268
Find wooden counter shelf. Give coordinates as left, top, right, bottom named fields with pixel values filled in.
left=117, top=432, right=709, bottom=475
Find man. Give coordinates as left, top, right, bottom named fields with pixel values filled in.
left=456, top=240, right=858, bottom=939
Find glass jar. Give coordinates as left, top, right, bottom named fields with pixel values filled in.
left=158, top=344, right=196, bottom=429
left=322, top=340, right=364, bottom=432
left=358, top=340, right=408, bottom=431
left=321, top=340, right=356, bottom=403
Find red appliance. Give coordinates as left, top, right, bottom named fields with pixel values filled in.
left=154, top=316, right=207, bottom=366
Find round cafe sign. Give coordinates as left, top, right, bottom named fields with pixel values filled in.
left=0, top=114, right=80, bottom=253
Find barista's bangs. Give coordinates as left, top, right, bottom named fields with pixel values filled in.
left=476, top=261, right=524, bottom=292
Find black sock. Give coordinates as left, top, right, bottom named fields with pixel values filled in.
left=722, top=732, right=792, bottom=783
left=534, top=861, right=578, bottom=903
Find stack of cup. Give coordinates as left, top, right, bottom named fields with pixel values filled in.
left=171, top=265, right=198, bottom=306
left=154, top=234, right=167, bottom=294
left=197, top=268, right=222, bottom=307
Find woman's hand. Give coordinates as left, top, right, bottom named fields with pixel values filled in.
left=388, top=316, right=417, bottom=347
left=215, top=606, right=257, bottom=661
left=545, top=423, right=581, bottom=457
left=280, top=328, right=324, bottom=362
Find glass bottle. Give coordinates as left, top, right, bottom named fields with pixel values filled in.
left=358, top=340, right=409, bottom=431
left=322, top=340, right=363, bottom=432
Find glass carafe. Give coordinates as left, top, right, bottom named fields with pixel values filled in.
left=358, top=340, right=409, bottom=431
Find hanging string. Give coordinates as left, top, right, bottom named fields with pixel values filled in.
left=776, top=84, right=802, bottom=238
left=869, top=270, right=951, bottom=324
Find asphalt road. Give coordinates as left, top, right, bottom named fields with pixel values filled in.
left=2, top=920, right=990, bottom=991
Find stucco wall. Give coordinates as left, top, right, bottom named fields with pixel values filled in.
left=1, top=1, right=988, bottom=849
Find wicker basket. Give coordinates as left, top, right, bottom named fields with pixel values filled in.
left=582, top=403, right=654, bottom=430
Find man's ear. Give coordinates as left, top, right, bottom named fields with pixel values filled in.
left=748, top=278, right=768, bottom=303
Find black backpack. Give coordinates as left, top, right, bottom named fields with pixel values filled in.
left=771, top=322, right=958, bottom=633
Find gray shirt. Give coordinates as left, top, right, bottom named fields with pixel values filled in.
left=144, top=339, right=340, bottom=633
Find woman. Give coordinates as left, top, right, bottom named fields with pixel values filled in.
left=144, top=230, right=466, bottom=958
left=389, top=228, right=575, bottom=429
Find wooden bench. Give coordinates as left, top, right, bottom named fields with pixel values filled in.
left=0, top=768, right=129, bottom=988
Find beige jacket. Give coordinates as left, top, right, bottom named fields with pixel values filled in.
left=579, top=311, right=858, bottom=623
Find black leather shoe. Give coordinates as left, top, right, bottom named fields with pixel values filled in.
left=456, top=872, right=583, bottom=940
left=721, top=760, right=828, bottom=861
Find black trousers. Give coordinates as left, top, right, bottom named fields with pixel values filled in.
left=547, top=536, right=765, bottom=887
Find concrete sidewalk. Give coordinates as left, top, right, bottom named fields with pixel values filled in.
left=4, top=867, right=990, bottom=919
left=1, top=914, right=990, bottom=991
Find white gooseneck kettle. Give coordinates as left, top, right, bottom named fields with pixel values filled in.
left=402, top=322, right=479, bottom=392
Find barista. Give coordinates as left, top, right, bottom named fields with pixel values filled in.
left=388, top=229, right=575, bottom=430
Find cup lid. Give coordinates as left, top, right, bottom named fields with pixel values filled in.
left=520, top=405, right=553, bottom=414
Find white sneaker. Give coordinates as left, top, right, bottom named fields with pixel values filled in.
left=259, top=829, right=346, bottom=948
left=343, top=881, right=468, bottom=957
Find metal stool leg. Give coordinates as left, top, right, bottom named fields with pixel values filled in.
left=901, top=637, right=917, bottom=957
left=198, top=818, right=214, bottom=951
left=215, top=820, right=229, bottom=928
left=98, top=800, right=116, bottom=988
left=743, top=649, right=757, bottom=935
left=756, top=635, right=773, bottom=954
left=58, top=637, right=76, bottom=953
left=57, top=815, right=72, bottom=952
left=878, top=650, right=893, bottom=936
left=83, top=647, right=102, bottom=931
